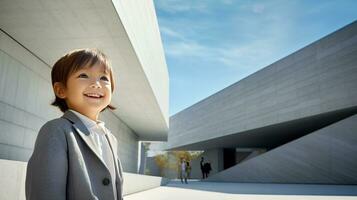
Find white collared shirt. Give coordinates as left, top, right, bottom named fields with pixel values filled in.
left=181, top=162, right=186, bottom=171
left=70, top=109, right=117, bottom=200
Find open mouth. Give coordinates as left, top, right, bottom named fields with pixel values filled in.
left=84, top=93, right=104, bottom=99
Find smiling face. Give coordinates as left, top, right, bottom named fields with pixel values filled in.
left=54, top=64, right=112, bottom=121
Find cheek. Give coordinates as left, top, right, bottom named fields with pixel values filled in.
left=102, top=85, right=112, bottom=97
left=66, top=80, right=86, bottom=96
left=106, top=91, right=112, bottom=99
left=68, top=87, right=83, bottom=97
left=104, top=84, right=112, bottom=93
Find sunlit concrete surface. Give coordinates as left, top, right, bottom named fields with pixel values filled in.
left=125, top=180, right=357, bottom=200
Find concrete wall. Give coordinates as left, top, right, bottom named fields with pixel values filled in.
left=179, top=149, right=265, bottom=179
left=0, top=30, right=139, bottom=173
left=0, top=159, right=26, bottom=200
left=100, top=110, right=139, bottom=173
left=183, top=149, right=224, bottom=179
left=206, top=114, right=357, bottom=184
left=0, top=159, right=169, bottom=200
left=112, top=0, right=169, bottom=126
left=145, top=156, right=161, bottom=176
left=200, top=149, right=224, bottom=176
left=168, top=21, right=357, bottom=149
left=0, top=30, right=59, bottom=162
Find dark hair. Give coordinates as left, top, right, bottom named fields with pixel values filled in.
left=51, top=48, right=116, bottom=112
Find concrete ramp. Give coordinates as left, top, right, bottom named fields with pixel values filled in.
left=205, top=114, right=357, bottom=184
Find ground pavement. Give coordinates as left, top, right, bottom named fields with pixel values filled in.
left=125, top=179, right=357, bottom=200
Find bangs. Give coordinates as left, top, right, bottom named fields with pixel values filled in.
left=68, top=49, right=112, bottom=75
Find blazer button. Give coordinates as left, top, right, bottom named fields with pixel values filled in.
left=102, top=178, right=111, bottom=186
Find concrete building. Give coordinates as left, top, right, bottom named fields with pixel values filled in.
left=0, top=0, right=169, bottom=173
left=167, top=21, right=357, bottom=184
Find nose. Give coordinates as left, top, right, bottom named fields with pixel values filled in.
left=90, top=79, right=102, bottom=89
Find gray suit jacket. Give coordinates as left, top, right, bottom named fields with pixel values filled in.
left=26, top=110, right=124, bottom=200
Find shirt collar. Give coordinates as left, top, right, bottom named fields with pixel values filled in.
left=69, top=109, right=105, bottom=129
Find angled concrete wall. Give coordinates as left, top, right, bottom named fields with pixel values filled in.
left=206, top=114, right=357, bottom=184
left=168, top=21, right=357, bottom=150
left=112, top=0, right=169, bottom=126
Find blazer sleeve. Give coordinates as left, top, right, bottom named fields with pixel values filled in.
left=25, top=121, right=68, bottom=200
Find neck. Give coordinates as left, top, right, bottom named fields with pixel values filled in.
left=85, top=112, right=99, bottom=122
left=70, top=108, right=100, bottom=122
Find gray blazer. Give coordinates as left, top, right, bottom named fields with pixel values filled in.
left=26, top=110, right=124, bottom=200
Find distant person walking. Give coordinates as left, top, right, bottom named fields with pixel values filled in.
left=186, top=161, right=192, bottom=179
left=203, top=161, right=212, bottom=178
left=179, top=158, right=188, bottom=184
left=200, top=157, right=205, bottom=179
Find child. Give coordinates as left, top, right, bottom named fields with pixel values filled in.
left=25, top=48, right=124, bottom=200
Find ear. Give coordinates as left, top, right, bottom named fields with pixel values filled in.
left=53, top=82, right=67, bottom=99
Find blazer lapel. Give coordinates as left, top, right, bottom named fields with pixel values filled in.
left=104, top=131, right=120, bottom=177
left=62, top=110, right=108, bottom=169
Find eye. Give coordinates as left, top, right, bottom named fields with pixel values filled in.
left=100, top=76, right=109, bottom=81
left=77, top=73, right=88, bottom=78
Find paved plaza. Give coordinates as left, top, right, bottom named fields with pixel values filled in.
left=125, top=180, right=357, bottom=200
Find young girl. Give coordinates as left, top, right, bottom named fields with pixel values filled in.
left=25, top=48, right=124, bottom=200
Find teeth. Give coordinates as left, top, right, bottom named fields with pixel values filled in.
left=85, top=93, right=102, bottom=98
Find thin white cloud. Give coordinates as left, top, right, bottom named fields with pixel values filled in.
left=252, top=4, right=265, bottom=14
left=159, top=27, right=219, bottom=60
left=222, top=0, right=233, bottom=5
left=165, top=41, right=207, bottom=57
left=159, top=26, right=185, bottom=40
left=158, top=0, right=303, bottom=70
left=161, top=25, right=285, bottom=71
left=217, top=39, right=281, bottom=69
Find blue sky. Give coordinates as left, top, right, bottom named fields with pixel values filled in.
left=153, top=0, right=357, bottom=116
